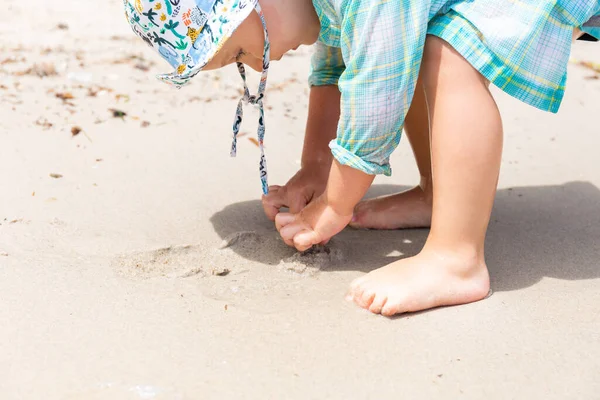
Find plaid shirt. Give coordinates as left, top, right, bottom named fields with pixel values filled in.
left=309, top=0, right=600, bottom=176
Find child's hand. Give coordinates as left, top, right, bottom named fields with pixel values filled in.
left=275, top=160, right=375, bottom=252
left=263, top=85, right=341, bottom=221
left=275, top=194, right=352, bottom=252
left=262, top=164, right=329, bottom=221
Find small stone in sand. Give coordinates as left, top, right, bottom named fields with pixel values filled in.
left=134, top=62, right=150, bottom=72
left=115, top=94, right=130, bottom=102
left=55, top=92, right=74, bottom=101
left=212, top=268, right=230, bottom=277
left=71, top=126, right=82, bottom=136
left=18, top=63, right=58, bottom=77
left=34, top=117, right=53, bottom=130
left=109, top=108, right=127, bottom=119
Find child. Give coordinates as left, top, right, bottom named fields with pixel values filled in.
left=124, top=0, right=600, bottom=316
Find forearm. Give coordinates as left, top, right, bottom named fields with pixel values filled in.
left=324, top=159, right=375, bottom=215
left=301, top=85, right=340, bottom=168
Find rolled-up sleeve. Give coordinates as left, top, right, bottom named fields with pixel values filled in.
left=330, top=1, right=430, bottom=176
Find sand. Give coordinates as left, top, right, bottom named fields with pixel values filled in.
left=1, top=1, right=599, bottom=398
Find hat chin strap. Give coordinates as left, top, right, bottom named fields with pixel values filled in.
left=230, top=2, right=271, bottom=195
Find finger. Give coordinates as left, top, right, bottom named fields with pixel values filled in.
left=263, top=189, right=287, bottom=221
left=288, top=194, right=308, bottom=215
left=279, top=223, right=307, bottom=248
left=282, top=237, right=295, bottom=248
left=275, top=212, right=296, bottom=232
left=280, top=222, right=309, bottom=243
left=268, top=185, right=282, bottom=192
left=293, top=230, right=321, bottom=252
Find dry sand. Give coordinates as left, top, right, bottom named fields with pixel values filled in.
left=1, top=1, right=599, bottom=398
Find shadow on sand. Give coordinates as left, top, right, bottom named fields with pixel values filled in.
left=210, top=182, right=600, bottom=292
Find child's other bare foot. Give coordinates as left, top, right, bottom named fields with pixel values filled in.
left=347, top=248, right=490, bottom=316
left=349, top=185, right=432, bottom=230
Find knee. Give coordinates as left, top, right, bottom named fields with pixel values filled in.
left=423, top=35, right=488, bottom=88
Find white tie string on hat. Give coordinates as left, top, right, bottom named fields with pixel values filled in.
left=230, top=2, right=270, bottom=195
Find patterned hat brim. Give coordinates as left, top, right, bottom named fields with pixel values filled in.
left=157, top=0, right=257, bottom=87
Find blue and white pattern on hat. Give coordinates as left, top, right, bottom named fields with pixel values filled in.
left=124, top=0, right=272, bottom=194
left=123, top=0, right=257, bottom=86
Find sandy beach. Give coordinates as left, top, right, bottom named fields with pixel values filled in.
left=1, top=1, right=599, bottom=398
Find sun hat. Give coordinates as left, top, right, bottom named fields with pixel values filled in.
left=123, top=0, right=271, bottom=194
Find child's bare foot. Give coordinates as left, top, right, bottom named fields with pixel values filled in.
left=347, top=248, right=490, bottom=316
left=349, top=185, right=433, bottom=230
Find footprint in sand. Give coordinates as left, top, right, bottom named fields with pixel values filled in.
left=114, top=244, right=210, bottom=279
left=115, top=232, right=265, bottom=280
left=115, top=231, right=344, bottom=280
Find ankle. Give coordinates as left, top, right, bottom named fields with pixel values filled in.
left=421, top=242, right=486, bottom=272
left=417, top=177, right=434, bottom=204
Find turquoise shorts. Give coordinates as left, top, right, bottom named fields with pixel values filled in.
left=427, top=3, right=600, bottom=113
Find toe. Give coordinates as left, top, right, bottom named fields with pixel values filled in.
left=348, top=216, right=362, bottom=229
left=381, top=300, right=403, bottom=317
left=347, top=277, right=365, bottom=300
left=348, top=208, right=366, bottom=229
left=368, top=294, right=388, bottom=315
left=355, top=289, right=376, bottom=309
left=349, top=281, right=375, bottom=309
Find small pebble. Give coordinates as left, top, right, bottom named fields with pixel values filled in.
left=71, top=126, right=82, bottom=136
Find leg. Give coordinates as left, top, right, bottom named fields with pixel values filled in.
left=350, top=75, right=434, bottom=229
left=348, top=36, right=500, bottom=316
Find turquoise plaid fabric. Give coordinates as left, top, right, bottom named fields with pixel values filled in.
left=310, top=0, right=600, bottom=176
left=582, top=15, right=600, bottom=39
